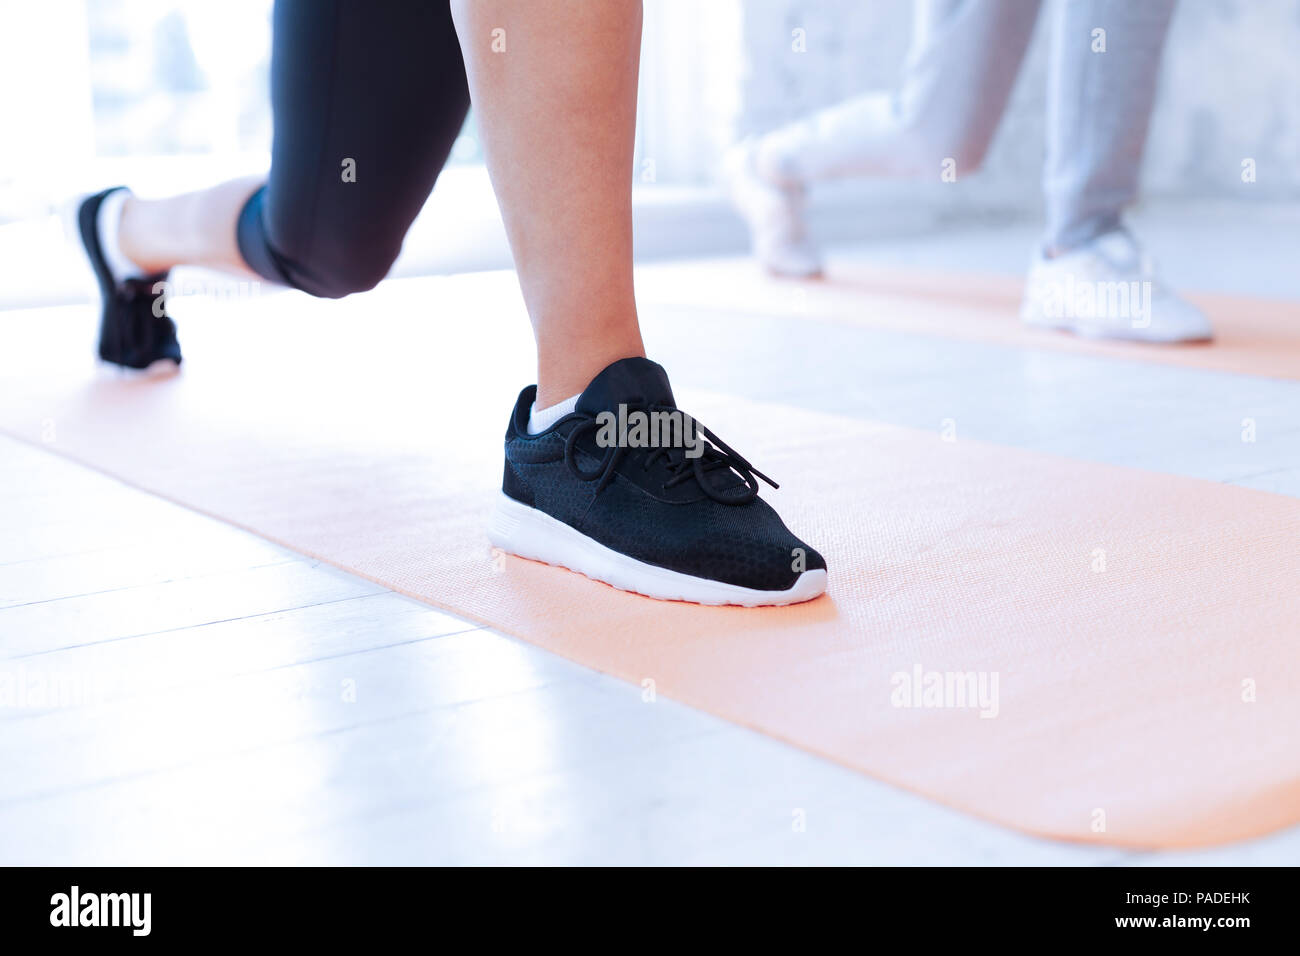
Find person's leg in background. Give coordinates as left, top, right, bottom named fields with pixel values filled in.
left=1022, top=0, right=1212, bottom=341
left=453, top=0, right=826, bottom=606
left=77, top=0, right=470, bottom=368
left=1040, top=0, right=1172, bottom=253
left=725, top=0, right=1041, bottom=276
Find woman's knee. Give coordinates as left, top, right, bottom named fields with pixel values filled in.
left=237, top=186, right=402, bottom=299
left=263, top=208, right=402, bottom=298
left=275, top=239, right=398, bottom=299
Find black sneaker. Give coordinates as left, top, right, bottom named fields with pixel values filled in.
left=489, top=357, right=827, bottom=606
left=76, top=187, right=182, bottom=371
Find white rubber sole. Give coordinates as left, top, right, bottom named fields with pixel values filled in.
left=487, top=492, right=827, bottom=607
left=97, top=357, right=181, bottom=378
left=1020, top=302, right=1214, bottom=344
left=1021, top=314, right=1213, bottom=344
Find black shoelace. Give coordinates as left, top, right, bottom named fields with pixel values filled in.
left=561, top=401, right=777, bottom=504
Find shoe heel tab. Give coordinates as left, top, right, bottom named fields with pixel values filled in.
left=507, top=385, right=538, bottom=439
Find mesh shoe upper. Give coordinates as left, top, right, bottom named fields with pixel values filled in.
left=502, top=358, right=825, bottom=592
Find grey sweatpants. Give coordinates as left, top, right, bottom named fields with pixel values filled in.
left=762, top=0, right=1177, bottom=252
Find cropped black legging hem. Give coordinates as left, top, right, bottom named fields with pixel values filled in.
left=235, top=0, right=470, bottom=299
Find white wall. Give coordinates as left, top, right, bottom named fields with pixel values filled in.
left=0, top=0, right=96, bottom=220
left=1148, top=0, right=1300, bottom=199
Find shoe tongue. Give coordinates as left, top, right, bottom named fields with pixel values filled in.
left=574, top=357, right=755, bottom=500
left=575, top=357, right=675, bottom=414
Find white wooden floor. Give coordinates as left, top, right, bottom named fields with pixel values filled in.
left=2, top=427, right=1297, bottom=865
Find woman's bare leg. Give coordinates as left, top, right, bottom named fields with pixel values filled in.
left=450, top=0, right=645, bottom=407
left=116, top=175, right=264, bottom=279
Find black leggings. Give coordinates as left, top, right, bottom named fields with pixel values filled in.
left=236, top=0, right=469, bottom=299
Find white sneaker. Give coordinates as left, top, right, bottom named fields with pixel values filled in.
left=722, top=137, right=823, bottom=278
left=1020, top=230, right=1213, bottom=343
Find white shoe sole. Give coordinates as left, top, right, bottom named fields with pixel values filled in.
left=1021, top=311, right=1213, bottom=344
left=97, top=357, right=181, bottom=378
left=761, top=259, right=824, bottom=280
left=487, top=492, right=827, bottom=607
